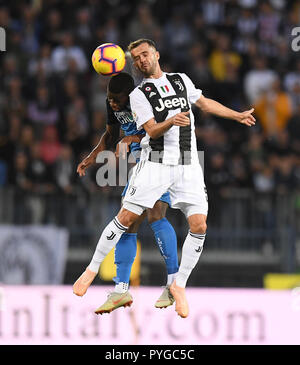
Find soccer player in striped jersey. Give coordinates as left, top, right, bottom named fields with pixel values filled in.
left=75, top=39, right=255, bottom=318
left=73, top=72, right=178, bottom=314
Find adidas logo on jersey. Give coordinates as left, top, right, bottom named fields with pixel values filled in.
left=155, top=96, right=187, bottom=112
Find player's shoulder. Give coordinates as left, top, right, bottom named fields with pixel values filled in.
left=129, top=86, right=142, bottom=101
left=165, top=72, right=192, bottom=85
left=129, top=80, right=149, bottom=99
left=165, top=71, right=186, bottom=77
left=165, top=71, right=188, bottom=78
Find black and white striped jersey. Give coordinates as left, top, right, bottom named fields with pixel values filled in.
left=129, top=72, right=202, bottom=165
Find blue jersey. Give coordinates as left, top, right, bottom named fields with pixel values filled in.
left=106, top=99, right=145, bottom=160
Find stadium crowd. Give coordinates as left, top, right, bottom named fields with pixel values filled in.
left=0, top=0, right=299, bottom=226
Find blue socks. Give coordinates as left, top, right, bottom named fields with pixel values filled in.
left=150, top=218, right=178, bottom=275
left=114, top=218, right=178, bottom=291
left=114, top=233, right=137, bottom=286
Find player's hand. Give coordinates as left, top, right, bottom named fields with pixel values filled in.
left=77, top=154, right=96, bottom=177
left=115, top=136, right=132, bottom=159
left=171, top=111, right=190, bottom=127
left=237, top=108, right=256, bottom=127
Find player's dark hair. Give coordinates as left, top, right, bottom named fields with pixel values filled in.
left=108, top=72, right=135, bottom=95
left=128, top=38, right=157, bottom=52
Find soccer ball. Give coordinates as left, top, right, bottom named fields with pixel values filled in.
left=91, top=43, right=126, bottom=76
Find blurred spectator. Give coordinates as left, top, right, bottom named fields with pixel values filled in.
left=8, top=113, right=22, bottom=144
left=1, top=54, right=20, bottom=90
left=284, top=59, right=300, bottom=110
left=257, top=2, right=281, bottom=44
left=19, top=4, right=40, bottom=56
left=287, top=102, right=300, bottom=154
left=28, top=141, right=55, bottom=194
left=54, top=144, right=76, bottom=194
left=234, top=8, right=258, bottom=54
left=205, top=150, right=231, bottom=226
left=27, top=85, right=59, bottom=134
left=9, top=150, right=32, bottom=223
left=200, top=0, right=225, bottom=26
left=4, top=76, right=26, bottom=118
left=51, top=31, right=88, bottom=74
left=164, top=11, right=194, bottom=69
left=75, top=7, right=93, bottom=51
left=28, top=43, right=54, bottom=77
left=244, top=56, right=278, bottom=104
left=10, top=150, right=32, bottom=193
left=188, top=42, right=212, bottom=92
left=68, top=97, right=89, bottom=137
left=266, top=129, right=292, bottom=156
left=64, top=110, right=88, bottom=159
left=229, top=154, right=252, bottom=188
left=39, top=125, right=61, bottom=166
left=253, top=164, right=275, bottom=193
left=274, top=155, right=298, bottom=193
left=91, top=110, right=106, bottom=135
left=209, top=33, right=242, bottom=82
left=40, top=9, right=64, bottom=47
left=127, top=4, right=159, bottom=45
left=206, top=151, right=231, bottom=191
left=254, top=78, right=292, bottom=138
left=90, top=73, right=109, bottom=112
left=103, top=18, right=121, bottom=46
left=18, top=124, right=35, bottom=155
left=244, top=130, right=267, bottom=167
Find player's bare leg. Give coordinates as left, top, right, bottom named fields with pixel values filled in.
left=171, top=214, right=207, bottom=318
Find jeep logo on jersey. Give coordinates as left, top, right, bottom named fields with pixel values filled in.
left=155, top=96, right=188, bottom=112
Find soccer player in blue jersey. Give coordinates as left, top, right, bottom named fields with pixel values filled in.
left=73, top=72, right=178, bottom=314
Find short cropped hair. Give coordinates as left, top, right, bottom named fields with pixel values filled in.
left=108, top=72, right=135, bottom=95
left=128, top=38, right=157, bottom=52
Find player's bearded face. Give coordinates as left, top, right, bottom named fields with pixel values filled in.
left=131, top=44, right=159, bottom=77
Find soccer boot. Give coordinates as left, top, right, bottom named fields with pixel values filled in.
left=155, top=286, right=175, bottom=308
left=73, top=268, right=97, bottom=296
left=170, top=280, right=189, bottom=318
left=95, top=291, right=133, bottom=315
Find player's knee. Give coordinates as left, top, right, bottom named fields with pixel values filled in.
left=189, top=219, right=207, bottom=235
left=147, top=202, right=167, bottom=224
left=117, top=208, right=139, bottom=228
left=147, top=210, right=164, bottom=224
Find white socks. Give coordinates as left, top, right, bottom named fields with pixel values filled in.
left=88, top=217, right=128, bottom=273
left=114, top=282, right=129, bottom=293
left=167, top=273, right=177, bottom=286
left=175, top=231, right=206, bottom=288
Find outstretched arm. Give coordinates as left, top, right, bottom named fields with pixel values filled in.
left=77, top=124, right=120, bottom=177
left=195, top=95, right=256, bottom=127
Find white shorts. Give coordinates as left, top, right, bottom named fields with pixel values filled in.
left=123, top=160, right=208, bottom=217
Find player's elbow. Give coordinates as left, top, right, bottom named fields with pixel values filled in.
left=147, top=130, right=159, bottom=139
left=196, top=96, right=210, bottom=113
left=145, top=126, right=159, bottom=139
